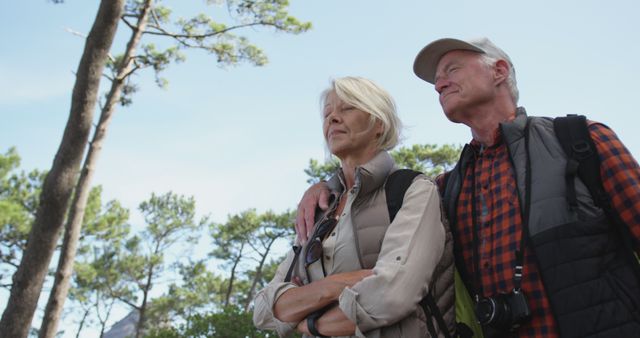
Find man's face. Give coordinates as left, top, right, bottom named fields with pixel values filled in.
left=433, top=50, right=497, bottom=123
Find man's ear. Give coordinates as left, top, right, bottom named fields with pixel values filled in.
left=494, top=59, right=510, bottom=85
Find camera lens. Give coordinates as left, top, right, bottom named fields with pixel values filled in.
left=475, top=297, right=498, bottom=325
left=475, top=291, right=532, bottom=333
left=475, top=294, right=512, bottom=329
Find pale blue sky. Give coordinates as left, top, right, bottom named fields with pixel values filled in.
left=3, top=0, right=640, bottom=224
left=2, top=0, right=640, bottom=335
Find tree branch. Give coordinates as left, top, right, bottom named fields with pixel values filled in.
left=150, top=8, right=162, bottom=27
left=105, top=284, right=140, bottom=311
left=121, top=16, right=137, bottom=31
left=115, top=295, right=139, bottom=311
left=144, top=21, right=281, bottom=40
left=101, top=73, right=114, bottom=82
left=66, top=27, right=116, bottom=63
left=119, top=63, right=142, bottom=80
left=246, top=240, right=261, bottom=254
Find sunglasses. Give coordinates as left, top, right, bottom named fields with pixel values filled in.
left=304, top=216, right=338, bottom=267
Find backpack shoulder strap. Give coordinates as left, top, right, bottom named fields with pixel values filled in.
left=443, top=144, right=476, bottom=223
left=385, top=169, right=458, bottom=338
left=420, top=291, right=454, bottom=338
left=553, top=114, right=608, bottom=209
left=385, top=169, right=422, bottom=222
left=553, top=114, right=640, bottom=277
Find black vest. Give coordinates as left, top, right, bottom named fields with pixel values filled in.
left=443, top=109, right=640, bottom=337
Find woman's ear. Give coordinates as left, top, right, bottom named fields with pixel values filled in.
left=375, top=120, right=384, bottom=138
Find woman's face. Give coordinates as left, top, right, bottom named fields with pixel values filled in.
left=322, top=91, right=382, bottom=160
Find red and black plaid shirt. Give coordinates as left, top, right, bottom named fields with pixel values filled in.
left=436, top=122, right=640, bottom=338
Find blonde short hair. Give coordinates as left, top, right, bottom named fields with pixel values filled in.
left=320, top=77, right=401, bottom=151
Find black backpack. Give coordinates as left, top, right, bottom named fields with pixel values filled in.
left=554, top=115, right=640, bottom=278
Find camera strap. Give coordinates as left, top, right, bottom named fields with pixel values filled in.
left=470, top=119, right=532, bottom=297
left=514, top=118, right=533, bottom=292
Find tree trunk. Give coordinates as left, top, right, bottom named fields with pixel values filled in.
left=74, top=307, right=91, bottom=338
left=225, top=243, right=245, bottom=307
left=135, top=262, right=156, bottom=338
left=97, top=298, right=115, bottom=338
left=244, top=238, right=277, bottom=312
left=0, top=1, right=124, bottom=337
left=38, top=1, right=153, bottom=337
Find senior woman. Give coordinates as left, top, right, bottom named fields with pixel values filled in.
left=253, top=77, right=453, bottom=337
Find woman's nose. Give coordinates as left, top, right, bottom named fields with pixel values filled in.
left=326, top=110, right=340, bottom=123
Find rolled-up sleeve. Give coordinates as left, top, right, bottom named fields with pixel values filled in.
left=253, top=250, right=300, bottom=337
left=338, top=178, right=446, bottom=335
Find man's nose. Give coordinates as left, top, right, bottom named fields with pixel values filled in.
left=435, top=76, right=449, bottom=94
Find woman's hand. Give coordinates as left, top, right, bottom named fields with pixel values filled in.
left=296, top=305, right=357, bottom=337
left=273, top=269, right=372, bottom=323
left=296, top=318, right=311, bottom=336
left=295, top=181, right=331, bottom=244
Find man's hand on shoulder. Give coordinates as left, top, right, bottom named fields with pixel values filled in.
left=295, top=181, right=331, bottom=244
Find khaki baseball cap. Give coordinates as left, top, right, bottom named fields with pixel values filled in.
left=413, top=37, right=513, bottom=84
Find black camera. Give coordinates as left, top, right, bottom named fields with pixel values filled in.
left=475, top=289, right=532, bottom=332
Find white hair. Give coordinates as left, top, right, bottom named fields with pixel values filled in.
left=480, top=54, right=519, bottom=103
left=320, top=76, right=402, bottom=151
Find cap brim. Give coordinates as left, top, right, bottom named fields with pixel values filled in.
left=413, top=38, right=485, bottom=84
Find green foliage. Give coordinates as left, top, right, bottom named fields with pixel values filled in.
left=69, top=192, right=210, bottom=337
left=139, top=192, right=203, bottom=246
left=105, top=54, right=139, bottom=107
left=0, top=148, right=46, bottom=287
left=0, top=148, right=137, bottom=333
left=73, top=196, right=131, bottom=291
left=137, top=44, right=185, bottom=88
left=158, top=0, right=312, bottom=67
left=114, top=0, right=311, bottom=106
left=0, top=147, right=20, bottom=178
left=244, top=258, right=281, bottom=291
left=303, top=144, right=462, bottom=183
left=70, top=193, right=131, bottom=335
left=304, top=158, right=340, bottom=184
left=0, top=148, right=44, bottom=219
left=210, top=209, right=261, bottom=262
left=144, top=306, right=271, bottom=338
left=2, top=142, right=460, bottom=335
left=147, top=260, right=227, bottom=323
left=8, top=1, right=311, bottom=332
left=78, top=187, right=131, bottom=249
left=391, top=143, right=462, bottom=178
left=210, top=209, right=295, bottom=308
left=106, top=192, right=209, bottom=334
